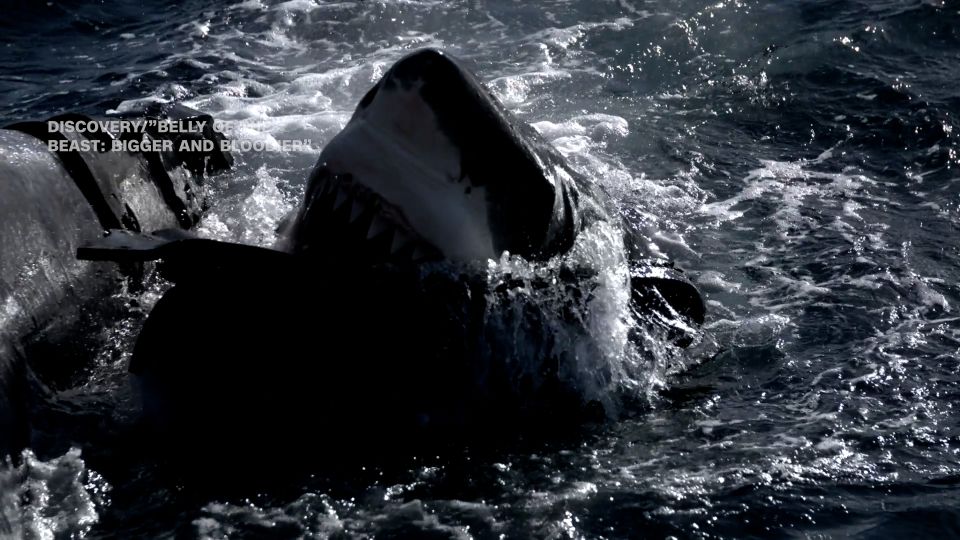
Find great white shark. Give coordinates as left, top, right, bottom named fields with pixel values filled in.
left=74, top=49, right=704, bottom=465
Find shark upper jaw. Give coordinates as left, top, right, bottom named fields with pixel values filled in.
left=286, top=167, right=444, bottom=266
left=284, top=58, right=502, bottom=265
left=312, top=66, right=501, bottom=264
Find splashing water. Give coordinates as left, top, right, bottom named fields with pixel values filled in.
left=3, top=0, right=960, bottom=537
left=0, top=449, right=109, bottom=539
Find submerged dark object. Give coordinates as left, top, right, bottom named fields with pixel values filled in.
left=630, top=260, right=706, bottom=347
left=0, top=104, right=231, bottom=457
left=79, top=49, right=705, bottom=463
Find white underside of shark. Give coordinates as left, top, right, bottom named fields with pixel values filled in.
left=317, top=79, right=497, bottom=262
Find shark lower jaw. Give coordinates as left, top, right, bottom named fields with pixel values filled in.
left=290, top=170, right=443, bottom=267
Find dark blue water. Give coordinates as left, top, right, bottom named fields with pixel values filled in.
left=2, top=0, right=960, bottom=537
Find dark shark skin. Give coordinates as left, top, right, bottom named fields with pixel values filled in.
left=0, top=105, right=229, bottom=458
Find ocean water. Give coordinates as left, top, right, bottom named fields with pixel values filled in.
left=2, top=0, right=960, bottom=537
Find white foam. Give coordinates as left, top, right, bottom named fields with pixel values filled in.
left=197, top=166, right=297, bottom=247
left=699, top=156, right=884, bottom=283
left=0, top=448, right=108, bottom=539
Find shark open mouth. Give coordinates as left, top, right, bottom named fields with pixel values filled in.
left=288, top=168, right=443, bottom=266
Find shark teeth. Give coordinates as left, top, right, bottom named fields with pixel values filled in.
left=349, top=202, right=365, bottom=224
left=314, top=177, right=332, bottom=197
left=301, top=169, right=442, bottom=265
left=390, top=231, right=411, bottom=255
left=366, top=215, right=390, bottom=240
left=411, top=246, right=429, bottom=262
left=333, top=189, right=350, bottom=211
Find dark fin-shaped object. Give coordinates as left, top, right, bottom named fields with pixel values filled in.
left=630, top=260, right=705, bottom=347
left=77, top=229, right=295, bottom=282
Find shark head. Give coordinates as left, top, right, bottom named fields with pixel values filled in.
left=283, top=48, right=584, bottom=265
